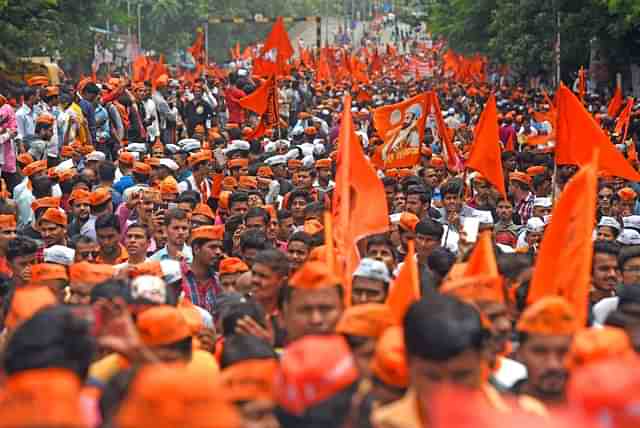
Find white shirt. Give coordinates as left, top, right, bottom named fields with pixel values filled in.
left=144, top=98, right=159, bottom=141
left=592, top=296, right=619, bottom=327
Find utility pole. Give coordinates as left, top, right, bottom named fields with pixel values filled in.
left=554, top=0, right=561, bottom=86
left=137, top=2, right=142, bottom=52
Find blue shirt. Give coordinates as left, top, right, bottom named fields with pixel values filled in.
left=149, top=244, right=193, bottom=264
left=113, top=175, right=135, bottom=195
left=78, top=98, right=96, bottom=143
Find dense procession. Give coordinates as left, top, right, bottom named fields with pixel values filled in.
left=0, top=11, right=639, bottom=428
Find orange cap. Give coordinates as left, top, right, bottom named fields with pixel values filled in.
left=137, top=305, right=192, bottom=346
left=238, top=176, right=257, bottom=189
left=31, top=196, right=61, bottom=213
left=335, top=303, right=396, bottom=338
left=399, top=212, right=419, bottom=232
left=509, top=171, right=532, bottom=186
left=220, top=358, right=279, bottom=402
left=227, top=158, right=249, bottom=169
left=397, top=168, right=413, bottom=178
left=57, top=169, right=76, bottom=183
left=430, top=156, right=445, bottom=168
left=191, top=225, right=225, bottom=242
left=222, top=176, right=237, bottom=190
left=68, top=262, right=115, bottom=286
left=31, top=263, right=68, bottom=283
left=385, top=168, right=398, bottom=178
left=275, top=335, right=358, bottom=415
left=22, top=160, right=48, bottom=177
left=89, top=188, right=112, bottom=206
left=0, top=214, right=16, bottom=229
left=315, top=159, right=332, bottom=169
left=565, top=327, right=635, bottom=370
left=526, top=166, right=546, bottom=177
left=219, top=257, right=249, bottom=275
left=193, top=203, right=216, bottom=221
left=288, top=159, right=302, bottom=169
left=440, top=274, right=505, bottom=304
left=618, top=187, right=637, bottom=202
left=69, top=189, right=90, bottom=205
left=36, top=113, right=55, bottom=126
left=5, top=285, right=57, bottom=329
left=370, top=326, right=408, bottom=388
left=178, top=298, right=204, bottom=335
left=517, top=296, right=578, bottom=336
left=129, top=260, right=163, bottom=279
left=0, top=368, right=84, bottom=428
left=17, top=153, right=34, bottom=166
left=257, top=166, right=274, bottom=177
left=26, top=75, right=49, bottom=86
left=242, top=126, right=253, bottom=137
left=303, top=219, right=324, bottom=235
left=188, top=151, right=211, bottom=167
left=60, top=146, right=75, bottom=157
left=159, top=176, right=178, bottom=194
left=116, top=364, right=242, bottom=428
left=304, top=126, right=317, bottom=136
left=119, top=152, right=135, bottom=166
left=39, top=208, right=68, bottom=227
left=133, top=162, right=151, bottom=175
left=289, top=261, right=341, bottom=290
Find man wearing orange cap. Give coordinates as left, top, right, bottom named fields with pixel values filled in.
left=182, top=225, right=224, bottom=316
left=68, top=189, right=92, bottom=237
left=509, top=172, right=535, bottom=224
left=219, top=257, right=249, bottom=292
left=95, top=214, right=128, bottom=265
left=178, top=151, right=212, bottom=203
left=39, top=208, right=68, bottom=248
left=282, top=260, right=344, bottom=344
left=313, top=158, right=335, bottom=194
left=373, top=294, right=511, bottom=428
left=0, top=214, right=16, bottom=276
left=512, top=297, right=579, bottom=406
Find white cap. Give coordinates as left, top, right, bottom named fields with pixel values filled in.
left=264, top=142, right=277, bottom=153
left=177, top=138, right=199, bottom=147
left=526, top=217, right=545, bottom=233
left=448, top=107, right=455, bottom=115
left=598, top=216, right=621, bottom=232
left=298, top=142, right=315, bottom=157
left=265, top=155, right=286, bottom=167
left=86, top=151, right=106, bottom=162
left=43, top=245, right=75, bottom=266
left=165, top=144, right=180, bottom=154
left=131, top=275, right=167, bottom=304
left=285, top=148, right=300, bottom=161
left=223, top=140, right=250, bottom=155
left=313, top=142, right=326, bottom=156
left=353, top=258, right=391, bottom=284
left=276, top=139, right=291, bottom=149
left=533, top=197, right=552, bottom=208
left=618, top=229, right=640, bottom=246
left=237, top=68, right=248, bottom=77
left=182, top=141, right=201, bottom=153
left=127, top=143, right=147, bottom=153
left=622, top=215, right=640, bottom=232
left=302, top=155, right=315, bottom=168
left=472, top=209, right=494, bottom=225
left=159, top=158, right=179, bottom=171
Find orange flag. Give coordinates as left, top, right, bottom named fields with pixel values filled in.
left=578, top=66, right=586, bottom=101
left=187, top=29, right=205, bottom=64
left=464, top=232, right=499, bottom=278
left=466, top=94, right=506, bottom=199
left=608, top=84, right=624, bottom=118
left=238, top=78, right=271, bottom=115
left=527, top=157, right=598, bottom=327
left=261, top=17, right=294, bottom=76
left=132, top=55, right=149, bottom=83
left=371, top=93, right=428, bottom=168
left=386, top=240, right=420, bottom=322
left=615, top=98, right=633, bottom=138
left=333, top=94, right=389, bottom=300
left=427, top=91, right=464, bottom=172
left=629, top=140, right=638, bottom=162
left=505, top=130, right=515, bottom=152
left=555, top=84, right=640, bottom=181
left=316, top=48, right=332, bottom=83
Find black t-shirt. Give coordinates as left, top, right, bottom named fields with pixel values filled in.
left=184, top=100, right=214, bottom=136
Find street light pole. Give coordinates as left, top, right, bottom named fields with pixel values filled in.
left=137, top=2, right=142, bottom=52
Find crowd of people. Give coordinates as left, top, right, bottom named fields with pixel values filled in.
left=0, top=19, right=638, bottom=428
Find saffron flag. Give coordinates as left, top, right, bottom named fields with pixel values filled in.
left=386, top=240, right=420, bottom=322
left=427, top=91, right=464, bottom=172
left=333, top=94, right=389, bottom=300
left=615, top=98, right=633, bottom=139
left=239, top=75, right=279, bottom=139
left=371, top=93, right=428, bottom=169
left=608, top=85, right=624, bottom=118
left=260, top=17, right=294, bottom=76
left=527, top=157, right=598, bottom=328
left=555, top=84, right=640, bottom=181
left=466, top=94, right=507, bottom=199
left=578, top=66, right=586, bottom=101
left=187, top=29, right=205, bottom=64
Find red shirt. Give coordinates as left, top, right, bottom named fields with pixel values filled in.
left=224, top=86, right=246, bottom=124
